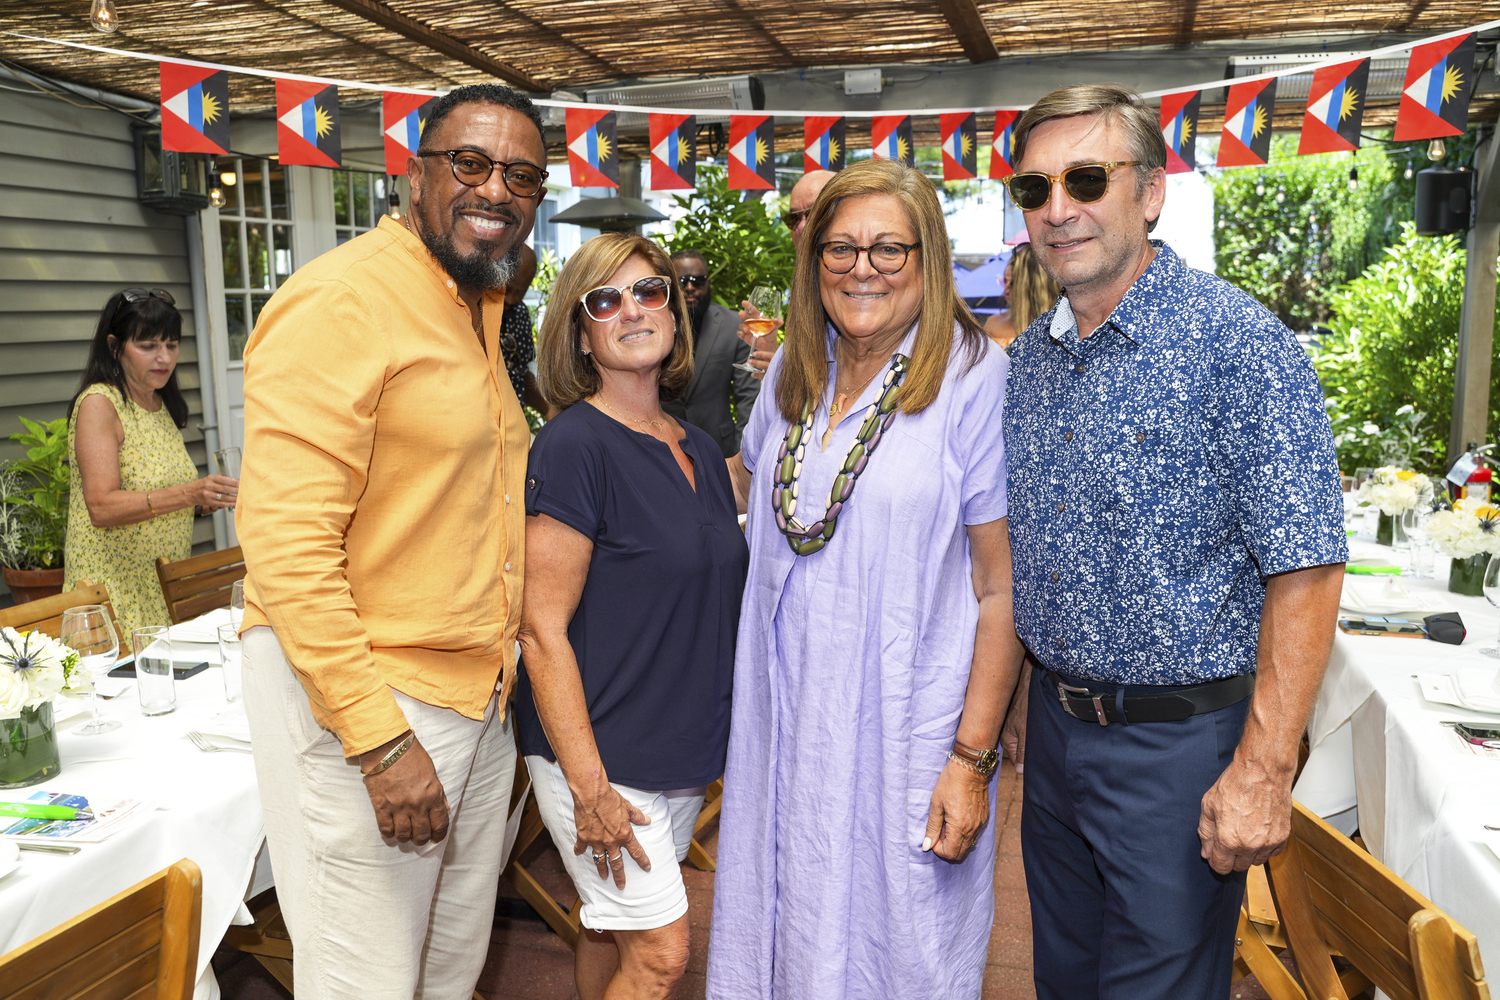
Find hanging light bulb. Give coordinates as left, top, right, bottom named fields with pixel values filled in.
left=89, top=0, right=119, bottom=32
left=209, top=185, right=227, bottom=209
left=1347, top=167, right=1359, bottom=193
left=1275, top=187, right=1286, bottom=204
left=1427, top=137, right=1447, bottom=161
left=1403, top=160, right=1414, bottom=180
left=388, top=189, right=402, bottom=221
left=1255, top=179, right=1265, bottom=196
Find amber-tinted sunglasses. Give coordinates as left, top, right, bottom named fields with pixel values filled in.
left=1003, top=161, right=1141, bottom=211
left=579, top=276, right=672, bottom=323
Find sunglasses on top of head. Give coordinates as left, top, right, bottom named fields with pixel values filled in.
left=1003, top=161, right=1141, bottom=212
left=579, top=276, right=673, bottom=323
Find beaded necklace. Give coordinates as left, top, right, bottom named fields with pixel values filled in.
left=771, top=353, right=909, bottom=556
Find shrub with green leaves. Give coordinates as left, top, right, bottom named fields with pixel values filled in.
left=1, top=417, right=70, bottom=569
left=658, top=166, right=796, bottom=311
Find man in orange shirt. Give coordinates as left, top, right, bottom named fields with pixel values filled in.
left=236, top=85, right=544, bottom=1000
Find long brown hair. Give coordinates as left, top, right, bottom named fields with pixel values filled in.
left=775, top=158, right=985, bottom=422
left=1008, top=244, right=1062, bottom=335
left=536, top=233, right=694, bottom=410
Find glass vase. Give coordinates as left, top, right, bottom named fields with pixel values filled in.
left=1449, top=553, right=1489, bottom=598
left=1377, top=511, right=1394, bottom=546
left=0, top=702, right=61, bottom=789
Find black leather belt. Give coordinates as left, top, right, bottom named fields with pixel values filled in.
left=1043, top=668, right=1255, bottom=726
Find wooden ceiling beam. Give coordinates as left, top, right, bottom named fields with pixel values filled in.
left=319, top=0, right=545, bottom=91
left=934, top=0, right=999, bottom=64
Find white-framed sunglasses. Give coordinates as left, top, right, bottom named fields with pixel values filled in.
left=578, top=276, right=673, bottom=323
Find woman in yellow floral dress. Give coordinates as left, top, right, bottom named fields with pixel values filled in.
left=64, top=289, right=239, bottom=636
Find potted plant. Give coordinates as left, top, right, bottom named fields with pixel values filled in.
left=1, top=417, right=70, bottom=603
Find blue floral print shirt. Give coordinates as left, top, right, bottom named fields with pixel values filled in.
left=1004, top=242, right=1348, bottom=685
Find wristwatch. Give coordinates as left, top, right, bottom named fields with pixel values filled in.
left=948, top=739, right=1000, bottom=780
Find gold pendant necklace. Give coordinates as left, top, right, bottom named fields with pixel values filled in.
left=594, top=396, right=665, bottom=433
left=824, top=353, right=887, bottom=450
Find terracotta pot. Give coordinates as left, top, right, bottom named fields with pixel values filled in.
left=2, top=566, right=65, bottom=604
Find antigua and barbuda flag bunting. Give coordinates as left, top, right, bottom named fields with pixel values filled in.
left=1217, top=77, right=1276, bottom=168
left=804, top=116, right=846, bottom=172
left=728, top=115, right=776, bottom=190
left=1298, top=59, right=1370, bottom=155
left=871, top=115, right=913, bottom=166
left=989, top=111, right=1019, bottom=179
left=276, top=80, right=341, bottom=168
left=382, top=92, right=436, bottom=176
left=648, top=113, right=696, bottom=190
left=160, top=63, right=229, bottom=155
left=1159, top=91, right=1201, bottom=173
left=1395, top=33, right=1477, bottom=141
left=567, top=107, right=619, bottom=188
left=940, top=112, right=977, bottom=180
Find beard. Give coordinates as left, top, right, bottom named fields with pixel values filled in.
left=414, top=196, right=522, bottom=291
left=688, top=294, right=710, bottom=333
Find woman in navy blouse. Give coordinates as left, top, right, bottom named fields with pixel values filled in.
left=515, top=233, right=748, bottom=1000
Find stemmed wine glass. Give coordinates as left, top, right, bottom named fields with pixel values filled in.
left=1483, top=553, right=1500, bottom=659
left=734, top=286, right=783, bottom=374
left=60, top=605, right=122, bottom=735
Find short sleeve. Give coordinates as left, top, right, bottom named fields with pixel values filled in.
left=1209, top=309, right=1349, bottom=576
left=738, top=348, right=789, bottom=475
left=524, top=411, right=606, bottom=539
left=954, top=341, right=1010, bottom=525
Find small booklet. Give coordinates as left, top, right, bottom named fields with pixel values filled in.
left=0, top=790, right=147, bottom=843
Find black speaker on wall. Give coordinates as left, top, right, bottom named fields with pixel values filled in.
left=1415, top=168, right=1473, bottom=236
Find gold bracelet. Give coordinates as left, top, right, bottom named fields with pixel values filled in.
left=145, top=490, right=157, bottom=516
left=362, top=732, right=416, bottom=778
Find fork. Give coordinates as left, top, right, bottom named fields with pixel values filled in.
left=187, top=731, right=252, bottom=754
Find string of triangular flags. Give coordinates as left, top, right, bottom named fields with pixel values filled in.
left=9, top=21, right=1487, bottom=191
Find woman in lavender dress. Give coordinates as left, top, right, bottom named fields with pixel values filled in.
left=708, top=159, right=1028, bottom=998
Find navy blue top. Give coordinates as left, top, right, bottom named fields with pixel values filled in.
left=514, top=402, right=748, bottom=790
left=1004, top=242, right=1348, bottom=685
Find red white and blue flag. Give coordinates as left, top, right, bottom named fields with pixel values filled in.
left=1299, top=59, right=1370, bottom=155
left=649, top=113, right=696, bottom=190
left=940, top=112, right=977, bottom=180
left=871, top=115, right=913, bottom=166
left=160, top=62, right=229, bottom=155
left=382, top=92, right=435, bottom=176
left=1217, top=78, right=1276, bottom=168
left=276, top=80, right=341, bottom=168
left=1395, top=33, right=1477, bottom=141
left=567, top=107, right=618, bottom=188
left=989, top=111, right=1019, bottom=179
left=1159, top=91, right=1201, bottom=173
left=728, top=115, right=776, bottom=190
left=804, top=116, right=846, bottom=172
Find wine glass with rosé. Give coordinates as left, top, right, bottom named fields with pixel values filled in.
left=735, top=286, right=784, bottom=374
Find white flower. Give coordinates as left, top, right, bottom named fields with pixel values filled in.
left=1428, top=503, right=1500, bottom=559
left=1354, top=466, right=1431, bottom=515
left=0, top=626, right=68, bottom=714
left=0, top=664, right=27, bottom=720
left=1362, top=422, right=1381, bottom=435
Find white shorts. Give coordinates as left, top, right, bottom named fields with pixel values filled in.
left=525, top=755, right=705, bottom=932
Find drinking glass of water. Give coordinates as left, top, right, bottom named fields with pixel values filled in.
left=131, top=626, right=176, bottom=716
left=217, top=623, right=243, bottom=703
left=214, top=446, right=242, bottom=480
left=230, top=579, right=245, bottom=626
left=61, top=605, right=121, bottom=735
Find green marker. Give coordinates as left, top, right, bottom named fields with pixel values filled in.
left=0, top=801, right=95, bottom=821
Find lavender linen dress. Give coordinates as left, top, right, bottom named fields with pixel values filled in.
left=707, top=323, right=1010, bottom=1000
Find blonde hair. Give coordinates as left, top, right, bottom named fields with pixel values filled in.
left=1008, top=244, right=1062, bottom=335
left=776, top=158, right=985, bottom=422
left=536, top=233, right=694, bottom=410
left=1011, top=84, right=1167, bottom=196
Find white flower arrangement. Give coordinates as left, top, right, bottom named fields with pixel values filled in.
left=0, top=627, right=86, bottom=721
left=1426, top=501, right=1500, bottom=560
left=1354, top=466, right=1434, bottom=516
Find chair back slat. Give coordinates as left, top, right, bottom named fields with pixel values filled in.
left=1268, top=837, right=1351, bottom=1000
left=1411, top=909, right=1492, bottom=1000
left=0, top=582, right=122, bottom=648
left=0, top=859, right=201, bottom=1000
left=154, top=547, right=244, bottom=624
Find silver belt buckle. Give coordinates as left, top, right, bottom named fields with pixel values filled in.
left=1055, top=679, right=1109, bottom=727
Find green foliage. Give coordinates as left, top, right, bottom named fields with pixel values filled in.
left=1, top=417, right=71, bottom=569
left=1311, top=224, right=1480, bottom=476
left=658, top=166, right=796, bottom=310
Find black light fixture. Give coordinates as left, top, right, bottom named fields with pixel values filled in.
left=1347, top=166, right=1359, bottom=192
left=132, top=124, right=209, bottom=216
left=551, top=196, right=668, bottom=233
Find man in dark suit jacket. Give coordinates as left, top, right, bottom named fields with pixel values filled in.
left=664, top=249, right=761, bottom=457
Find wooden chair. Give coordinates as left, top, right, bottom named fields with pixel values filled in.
left=155, top=546, right=245, bottom=624
left=1234, top=799, right=1490, bottom=1000
left=0, top=580, right=121, bottom=646
left=220, top=890, right=294, bottom=995
left=503, top=765, right=585, bottom=949
left=0, top=858, right=202, bottom=1000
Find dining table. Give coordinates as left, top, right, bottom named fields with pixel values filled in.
left=0, top=609, right=271, bottom=1000
left=1294, top=537, right=1500, bottom=972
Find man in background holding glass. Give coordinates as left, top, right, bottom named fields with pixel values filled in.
left=662, top=249, right=759, bottom=456
left=235, top=84, right=544, bottom=1000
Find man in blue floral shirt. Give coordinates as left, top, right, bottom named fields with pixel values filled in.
left=998, top=84, right=1348, bottom=999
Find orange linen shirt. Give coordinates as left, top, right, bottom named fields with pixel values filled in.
left=236, top=215, right=528, bottom=757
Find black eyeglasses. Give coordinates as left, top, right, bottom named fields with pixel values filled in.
left=1003, top=161, right=1141, bottom=212
left=677, top=274, right=706, bottom=290
left=816, top=241, right=921, bottom=275
left=579, top=276, right=673, bottom=323
left=419, top=149, right=549, bottom=200
left=782, top=209, right=809, bottom=231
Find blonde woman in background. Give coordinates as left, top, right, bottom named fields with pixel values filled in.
left=984, top=243, right=1062, bottom=350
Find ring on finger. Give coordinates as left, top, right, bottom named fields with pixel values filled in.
left=609, top=854, right=623, bottom=864
left=592, top=852, right=607, bottom=862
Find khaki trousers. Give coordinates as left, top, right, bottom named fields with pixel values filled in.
left=242, top=627, right=514, bottom=1000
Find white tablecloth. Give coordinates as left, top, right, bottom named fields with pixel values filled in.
left=1297, top=540, right=1500, bottom=968
left=0, top=638, right=267, bottom=999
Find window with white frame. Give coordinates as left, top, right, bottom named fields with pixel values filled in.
left=333, top=171, right=390, bottom=245
left=218, top=157, right=292, bottom=360
left=532, top=196, right=559, bottom=256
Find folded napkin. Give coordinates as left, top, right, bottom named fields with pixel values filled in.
left=1340, top=574, right=1444, bottom=615
left=199, top=709, right=252, bottom=744
left=167, top=607, right=237, bottom=644
left=1417, top=671, right=1500, bottom=715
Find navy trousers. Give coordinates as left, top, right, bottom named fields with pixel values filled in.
left=1022, top=667, right=1251, bottom=1000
